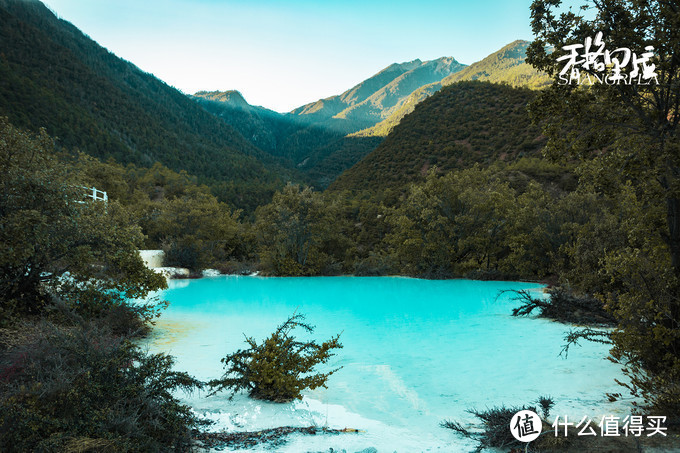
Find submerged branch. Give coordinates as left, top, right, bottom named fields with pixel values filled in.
left=192, top=425, right=362, bottom=450
left=560, top=327, right=613, bottom=358
left=506, top=288, right=617, bottom=327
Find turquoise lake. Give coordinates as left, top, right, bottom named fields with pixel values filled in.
left=144, top=276, right=629, bottom=452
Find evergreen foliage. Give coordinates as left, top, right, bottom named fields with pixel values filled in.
left=0, top=119, right=203, bottom=451
left=194, top=94, right=383, bottom=189
left=289, top=58, right=465, bottom=132
left=254, top=184, right=350, bottom=276
left=384, top=163, right=577, bottom=279
left=208, top=313, right=342, bottom=402
left=351, top=82, right=442, bottom=138
left=65, top=154, right=256, bottom=272
left=5, top=0, right=679, bottom=441
left=0, top=0, right=286, bottom=212
left=353, top=41, right=550, bottom=138
left=0, top=319, right=204, bottom=452
left=441, top=40, right=550, bottom=89
left=330, top=82, right=547, bottom=194
left=0, top=118, right=166, bottom=326
left=528, top=0, right=680, bottom=417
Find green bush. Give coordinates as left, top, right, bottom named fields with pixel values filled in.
left=442, top=396, right=553, bottom=452
left=254, top=184, right=348, bottom=276
left=163, top=238, right=202, bottom=271
left=0, top=319, right=204, bottom=452
left=209, top=313, right=342, bottom=402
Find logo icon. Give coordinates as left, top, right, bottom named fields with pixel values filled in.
left=510, top=410, right=542, bottom=442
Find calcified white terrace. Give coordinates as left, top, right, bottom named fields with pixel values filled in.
left=143, top=276, right=629, bottom=452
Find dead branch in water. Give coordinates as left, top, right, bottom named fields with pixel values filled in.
left=192, top=425, right=363, bottom=450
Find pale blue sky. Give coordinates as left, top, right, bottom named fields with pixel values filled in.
left=42, top=0, right=535, bottom=112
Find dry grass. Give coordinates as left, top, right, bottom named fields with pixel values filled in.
left=64, top=437, right=119, bottom=453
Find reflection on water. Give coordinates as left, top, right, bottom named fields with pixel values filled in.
left=146, top=318, right=204, bottom=348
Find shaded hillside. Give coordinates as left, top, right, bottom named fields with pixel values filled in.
left=300, top=136, right=384, bottom=189
left=354, top=41, right=549, bottom=138
left=0, top=0, right=286, bottom=211
left=193, top=90, right=306, bottom=163
left=329, top=81, right=546, bottom=193
left=192, top=58, right=465, bottom=187
left=193, top=91, right=383, bottom=188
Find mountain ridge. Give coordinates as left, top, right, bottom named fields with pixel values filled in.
left=0, top=0, right=288, bottom=211
left=330, top=81, right=546, bottom=194
left=287, top=57, right=465, bottom=133
left=333, top=57, right=466, bottom=125
left=441, top=40, right=549, bottom=87
left=2, top=0, right=555, bottom=213
left=352, top=40, right=550, bottom=138
left=191, top=56, right=469, bottom=188
left=290, top=59, right=424, bottom=119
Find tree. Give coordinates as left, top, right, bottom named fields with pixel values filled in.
left=527, top=0, right=680, bottom=414
left=387, top=167, right=516, bottom=277
left=527, top=0, right=680, bottom=268
left=0, top=118, right=165, bottom=326
left=0, top=119, right=204, bottom=450
left=254, top=184, right=347, bottom=276
left=144, top=193, right=245, bottom=271
left=208, top=313, right=342, bottom=402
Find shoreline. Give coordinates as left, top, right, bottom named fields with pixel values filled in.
left=145, top=277, right=627, bottom=452
left=138, top=251, right=555, bottom=287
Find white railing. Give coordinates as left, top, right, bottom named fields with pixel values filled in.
left=79, top=186, right=108, bottom=203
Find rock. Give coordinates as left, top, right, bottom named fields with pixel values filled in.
left=153, top=267, right=190, bottom=279
left=202, top=269, right=221, bottom=277
left=138, top=249, right=164, bottom=268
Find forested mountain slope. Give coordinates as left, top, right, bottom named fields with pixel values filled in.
left=354, top=41, right=549, bottom=138
left=0, top=0, right=286, bottom=211
left=192, top=57, right=466, bottom=188
left=193, top=91, right=381, bottom=189
left=330, top=81, right=546, bottom=192
left=441, top=40, right=550, bottom=88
